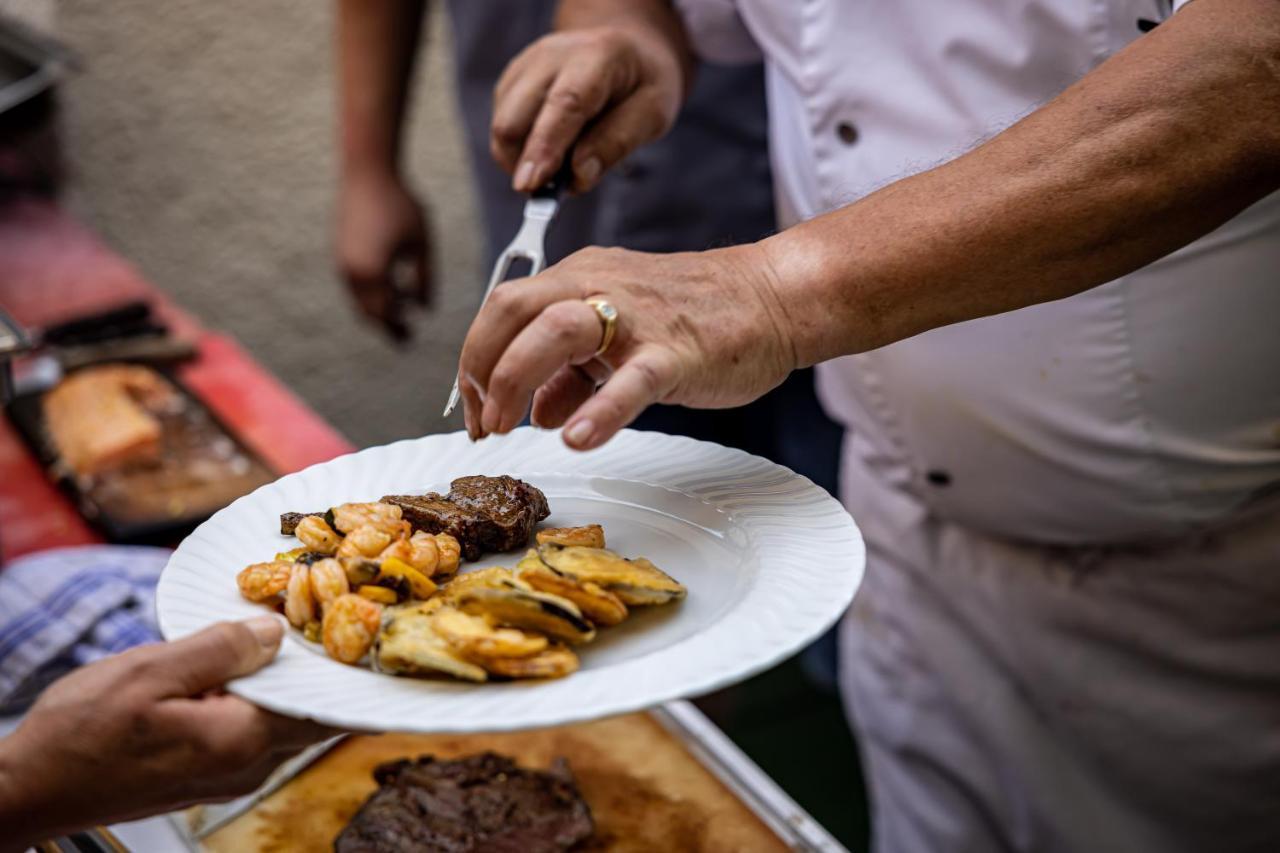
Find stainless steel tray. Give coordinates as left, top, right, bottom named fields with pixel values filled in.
left=653, top=701, right=849, bottom=852
left=170, top=700, right=848, bottom=852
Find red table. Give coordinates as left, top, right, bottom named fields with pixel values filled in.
left=0, top=198, right=354, bottom=561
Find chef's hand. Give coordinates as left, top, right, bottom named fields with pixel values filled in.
left=456, top=244, right=798, bottom=450
left=492, top=21, right=687, bottom=194
left=0, top=617, right=334, bottom=851
left=336, top=171, right=432, bottom=341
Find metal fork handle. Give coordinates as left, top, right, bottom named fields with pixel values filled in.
left=442, top=196, right=558, bottom=417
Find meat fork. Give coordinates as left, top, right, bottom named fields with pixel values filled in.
left=443, top=167, right=573, bottom=418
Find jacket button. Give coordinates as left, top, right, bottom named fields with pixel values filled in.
left=926, top=470, right=952, bottom=487
left=836, top=121, right=859, bottom=145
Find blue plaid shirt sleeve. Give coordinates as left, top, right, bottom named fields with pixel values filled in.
left=0, top=545, right=169, bottom=712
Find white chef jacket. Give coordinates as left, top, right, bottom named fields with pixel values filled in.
left=675, top=0, right=1280, bottom=546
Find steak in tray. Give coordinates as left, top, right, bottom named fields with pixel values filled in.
left=382, top=475, right=550, bottom=561
left=333, top=752, right=594, bottom=853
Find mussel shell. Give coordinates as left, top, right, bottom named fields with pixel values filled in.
left=373, top=604, right=488, bottom=682
left=453, top=585, right=596, bottom=645
left=430, top=606, right=548, bottom=660
left=535, top=524, right=606, bottom=549
left=535, top=544, right=686, bottom=606
left=516, top=561, right=629, bottom=627
left=481, top=645, right=579, bottom=680
left=437, top=567, right=518, bottom=603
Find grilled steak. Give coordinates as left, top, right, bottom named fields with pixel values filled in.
left=382, top=475, right=550, bottom=561
left=333, top=752, right=593, bottom=853
left=279, top=511, right=322, bottom=536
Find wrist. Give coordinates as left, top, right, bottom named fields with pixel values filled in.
left=756, top=215, right=896, bottom=367
left=750, top=230, right=832, bottom=370
left=340, top=150, right=402, bottom=190
left=719, top=242, right=802, bottom=374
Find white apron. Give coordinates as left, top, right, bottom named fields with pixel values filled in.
left=676, top=1, right=1280, bottom=849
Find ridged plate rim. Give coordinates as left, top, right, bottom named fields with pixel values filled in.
left=156, top=428, right=863, bottom=733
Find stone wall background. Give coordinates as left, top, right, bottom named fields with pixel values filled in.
left=4, top=0, right=482, bottom=447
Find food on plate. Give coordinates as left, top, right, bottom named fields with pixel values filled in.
left=382, top=475, right=550, bottom=561
left=430, top=531, right=462, bottom=574
left=375, top=602, right=489, bottom=682
left=516, top=556, right=629, bottom=627
left=530, top=543, right=688, bottom=606
left=279, top=511, right=319, bottom=536
left=377, top=556, right=438, bottom=600
left=330, top=501, right=408, bottom=537
left=323, top=593, right=384, bottom=664
left=357, top=585, right=398, bottom=605
left=481, top=644, right=580, bottom=680
left=294, top=515, right=342, bottom=555
left=430, top=606, right=549, bottom=661
left=308, top=558, right=350, bottom=609
left=436, top=566, right=516, bottom=603
left=535, top=524, right=605, bottom=549
left=240, top=478, right=683, bottom=682
left=337, top=525, right=394, bottom=560
left=451, top=580, right=597, bottom=646
left=43, top=364, right=179, bottom=476
left=236, top=560, right=293, bottom=603
left=334, top=752, right=594, bottom=853
left=284, top=562, right=318, bottom=629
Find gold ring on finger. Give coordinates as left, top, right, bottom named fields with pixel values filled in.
left=584, top=297, right=618, bottom=357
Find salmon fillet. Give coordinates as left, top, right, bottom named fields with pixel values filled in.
left=43, top=365, right=177, bottom=476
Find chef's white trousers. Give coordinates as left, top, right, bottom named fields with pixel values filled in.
left=838, top=434, right=1280, bottom=853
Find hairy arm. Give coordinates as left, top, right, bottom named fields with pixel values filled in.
left=763, top=0, right=1280, bottom=366
left=455, top=0, right=1280, bottom=449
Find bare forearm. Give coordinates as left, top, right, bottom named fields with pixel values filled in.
left=337, top=0, right=426, bottom=181
left=0, top=736, right=51, bottom=853
left=763, top=0, right=1280, bottom=366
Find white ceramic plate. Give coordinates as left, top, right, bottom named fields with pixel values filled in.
left=157, top=428, right=863, bottom=733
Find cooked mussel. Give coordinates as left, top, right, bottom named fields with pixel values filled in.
left=481, top=644, right=579, bottom=680
left=373, top=602, right=488, bottom=682
left=429, top=606, right=548, bottom=661
left=516, top=551, right=628, bottom=627
left=436, top=567, right=518, bottom=604
left=535, top=524, right=606, bottom=549
left=535, top=543, right=686, bottom=606
left=452, top=582, right=597, bottom=645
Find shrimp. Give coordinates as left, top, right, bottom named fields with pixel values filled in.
left=322, top=593, right=383, bottom=664
left=329, top=502, right=407, bottom=537
left=379, top=537, right=414, bottom=566
left=284, top=562, right=316, bottom=629
left=237, top=561, right=292, bottom=603
left=336, top=524, right=393, bottom=559
left=434, top=533, right=461, bottom=575
left=309, top=557, right=349, bottom=611
left=295, top=515, right=341, bottom=555
left=401, top=531, right=440, bottom=575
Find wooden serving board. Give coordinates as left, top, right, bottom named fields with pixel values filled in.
left=199, top=712, right=789, bottom=852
